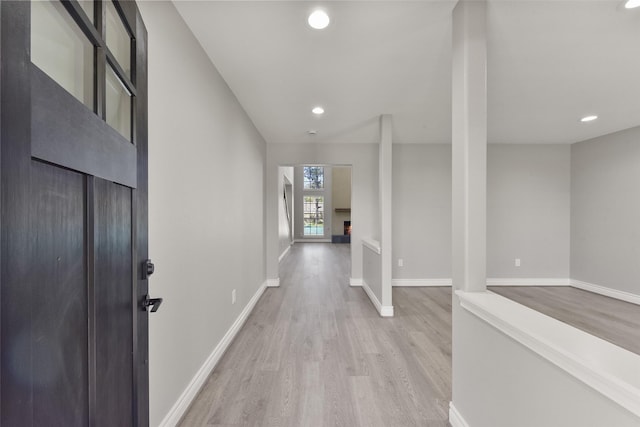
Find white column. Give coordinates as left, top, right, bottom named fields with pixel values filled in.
left=451, top=2, right=488, bottom=422
left=452, top=0, right=487, bottom=293
left=380, top=114, right=393, bottom=312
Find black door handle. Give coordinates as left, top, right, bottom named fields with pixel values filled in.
left=142, top=295, right=163, bottom=312
left=143, top=259, right=155, bottom=279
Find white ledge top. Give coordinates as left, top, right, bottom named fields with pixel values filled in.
left=362, top=238, right=381, bottom=254
left=456, top=290, right=640, bottom=418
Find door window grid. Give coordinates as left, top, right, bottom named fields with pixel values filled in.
left=77, top=1, right=94, bottom=26
left=105, top=0, right=132, bottom=78
left=303, top=196, right=324, bottom=236
left=30, top=0, right=136, bottom=142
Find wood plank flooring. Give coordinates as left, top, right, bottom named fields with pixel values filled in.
left=489, top=286, right=640, bottom=355
left=179, top=243, right=452, bottom=427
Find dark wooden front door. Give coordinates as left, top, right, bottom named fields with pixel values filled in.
left=1, top=1, right=150, bottom=425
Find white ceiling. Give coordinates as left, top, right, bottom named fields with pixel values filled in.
left=174, top=0, right=640, bottom=145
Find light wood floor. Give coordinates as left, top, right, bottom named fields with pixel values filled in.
left=490, top=286, right=640, bottom=355
left=179, top=243, right=452, bottom=427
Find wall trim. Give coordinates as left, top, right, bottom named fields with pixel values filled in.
left=389, top=276, right=640, bottom=305
left=571, top=279, right=640, bottom=306
left=362, top=279, right=394, bottom=317
left=449, top=402, right=470, bottom=427
left=487, top=278, right=570, bottom=287
left=456, top=290, right=640, bottom=419
left=392, top=278, right=452, bottom=287
left=158, top=280, right=267, bottom=427
left=380, top=305, right=394, bottom=317
left=390, top=278, right=570, bottom=287
left=266, top=278, right=280, bottom=287
left=362, top=237, right=381, bottom=254
left=349, top=277, right=363, bottom=287
left=278, top=244, right=291, bottom=263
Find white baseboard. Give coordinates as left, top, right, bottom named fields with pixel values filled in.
left=487, top=278, right=570, bottom=287
left=391, top=276, right=640, bottom=305
left=571, top=279, right=640, bottom=306
left=391, top=278, right=569, bottom=287
left=349, top=277, right=363, bottom=287
left=392, top=278, right=452, bottom=287
left=293, top=239, right=331, bottom=243
left=380, top=305, right=394, bottom=317
left=361, top=279, right=394, bottom=317
left=158, top=280, right=267, bottom=427
left=449, top=402, right=470, bottom=427
left=278, top=245, right=291, bottom=263
left=266, top=278, right=280, bottom=287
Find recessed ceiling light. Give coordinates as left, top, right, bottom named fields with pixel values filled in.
left=624, top=0, right=640, bottom=9
left=312, top=106, right=325, bottom=115
left=308, top=130, right=318, bottom=135
left=308, top=10, right=330, bottom=30
left=580, top=115, right=598, bottom=123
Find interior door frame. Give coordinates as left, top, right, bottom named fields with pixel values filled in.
left=0, top=0, right=149, bottom=424
left=283, top=175, right=294, bottom=244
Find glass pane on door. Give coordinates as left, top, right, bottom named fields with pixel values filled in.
left=106, top=66, right=132, bottom=141
left=105, top=0, right=131, bottom=78
left=31, top=0, right=94, bottom=110
left=303, top=196, right=324, bottom=236
left=78, top=1, right=94, bottom=25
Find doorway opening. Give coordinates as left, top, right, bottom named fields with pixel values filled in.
left=295, top=165, right=352, bottom=244
left=277, top=164, right=352, bottom=264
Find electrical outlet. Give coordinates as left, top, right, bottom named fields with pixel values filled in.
left=398, top=258, right=404, bottom=267
left=515, top=258, right=521, bottom=267
left=232, top=289, right=236, bottom=304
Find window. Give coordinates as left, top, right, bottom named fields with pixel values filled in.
left=31, top=0, right=94, bottom=110
left=303, top=196, right=324, bottom=236
left=31, top=0, right=136, bottom=142
left=303, top=166, right=324, bottom=190
left=105, top=0, right=132, bottom=78
left=106, top=65, right=132, bottom=140
left=78, top=1, right=94, bottom=26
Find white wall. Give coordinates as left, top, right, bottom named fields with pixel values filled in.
left=392, top=144, right=570, bottom=282
left=266, top=143, right=379, bottom=282
left=453, top=301, right=640, bottom=427
left=571, top=126, right=640, bottom=297
left=487, top=144, right=571, bottom=278
left=392, top=144, right=452, bottom=280
left=278, top=166, right=293, bottom=258
left=138, top=3, right=266, bottom=426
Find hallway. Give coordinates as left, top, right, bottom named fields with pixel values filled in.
left=179, top=243, right=452, bottom=426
